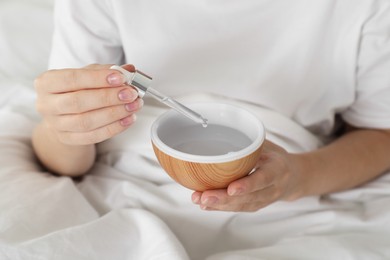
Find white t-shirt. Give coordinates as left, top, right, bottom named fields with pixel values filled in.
left=49, top=0, right=390, bottom=137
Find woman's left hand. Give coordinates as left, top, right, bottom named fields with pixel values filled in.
left=191, top=140, right=305, bottom=212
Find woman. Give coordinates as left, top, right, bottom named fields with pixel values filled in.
left=33, top=0, right=390, bottom=212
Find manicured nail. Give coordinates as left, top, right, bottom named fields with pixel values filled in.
left=125, top=99, right=143, bottom=111
left=125, top=103, right=136, bottom=111
left=120, top=116, right=132, bottom=126
left=118, top=89, right=137, bottom=101
left=107, top=73, right=124, bottom=86
left=120, top=114, right=136, bottom=126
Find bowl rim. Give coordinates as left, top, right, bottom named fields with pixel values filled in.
left=151, top=102, right=266, bottom=163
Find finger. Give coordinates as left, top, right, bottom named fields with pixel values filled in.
left=121, top=64, right=136, bottom=72
left=227, top=167, right=275, bottom=196
left=84, top=64, right=114, bottom=70
left=57, top=114, right=137, bottom=145
left=191, top=191, right=202, bottom=204
left=41, top=86, right=139, bottom=115
left=85, top=63, right=136, bottom=72
left=52, top=99, right=143, bottom=132
left=35, top=66, right=125, bottom=94
left=199, top=189, right=226, bottom=205
left=201, top=201, right=270, bottom=212
left=199, top=186, right=277, bottom=212
left=200, top=186, right=274, bottom=206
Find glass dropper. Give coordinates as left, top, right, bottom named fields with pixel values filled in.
left=110, top=65, right=208, bottom=127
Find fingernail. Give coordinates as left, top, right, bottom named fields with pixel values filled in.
left=120, top=114, right=137, bottom=126
left=192, top=195, right=200, bottom=204
left=107, top=73, right=124, bottom=86
left=228, top=188, right=243, bottom=196
left=125, top=99, right=143, bottom=111
left=118, top=89, right=137, bottom=101
left=125, top=103, right=136, bottom=111
left=120, top=116, right=132, bottom=126
left=202, top=196, right=218, bottom=205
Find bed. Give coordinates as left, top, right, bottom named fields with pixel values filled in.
left=1, top=1, right=390, bottom=259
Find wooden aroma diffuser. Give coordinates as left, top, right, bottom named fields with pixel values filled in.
left=151, top=103, right=265, bottom=191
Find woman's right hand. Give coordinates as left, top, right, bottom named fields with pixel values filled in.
left=34, top=64, right=143, bottom=145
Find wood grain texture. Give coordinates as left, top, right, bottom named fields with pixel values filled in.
left=152, top=142, right=263, bottom=191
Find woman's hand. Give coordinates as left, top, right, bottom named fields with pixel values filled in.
left=35, top=64, right=143, bottom=145
left=33, top=64, right=144, bottom=176
left=191, top=140, right=305, bottom=212
left=192, top=128, right=390, bottom=212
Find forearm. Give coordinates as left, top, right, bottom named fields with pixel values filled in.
left=32, top=122, right=96, bottom=176
left=294, top=128, right=390, bottom=197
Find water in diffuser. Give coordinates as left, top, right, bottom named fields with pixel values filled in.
left=171, top=124, right=252, bottom=156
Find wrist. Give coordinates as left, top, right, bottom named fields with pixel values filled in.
left=287, top=152, right=316, bottom=199
left=33, top=122, right=96, bottom=176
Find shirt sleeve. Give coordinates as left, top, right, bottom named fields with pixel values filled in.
left=48, top=0, right=124, bottom=69
left=341, top=2, right=390, bottom=129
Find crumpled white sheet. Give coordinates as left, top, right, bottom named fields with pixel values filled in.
left=2, top=0, right=390, bottom=258
left=0, top=0, right=53, bottom=81
left=1, top=82, right=390, bottom=260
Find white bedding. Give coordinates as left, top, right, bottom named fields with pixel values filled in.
left=1, top=1, right=390, bottom=259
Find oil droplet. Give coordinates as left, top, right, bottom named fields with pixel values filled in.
left=201, top=118, right=208, bottom=128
